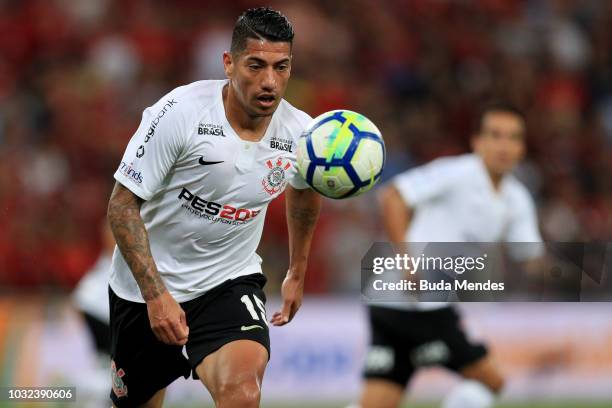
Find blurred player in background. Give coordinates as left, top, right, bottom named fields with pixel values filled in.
left=74, top=221, right=113, bottom=356
left=106, top=7, right=320, bottom=408
left=358, top=104, right=543, bottom=408
left=72, top=221, right=113, bottom=407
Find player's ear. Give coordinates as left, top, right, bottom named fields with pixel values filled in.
left=223, top=51, right=234, bottom=78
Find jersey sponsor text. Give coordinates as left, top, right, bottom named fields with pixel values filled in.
left=178, top=187, right=260, bottom=225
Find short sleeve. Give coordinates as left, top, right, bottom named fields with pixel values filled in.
left=114, top=98, right=189, bottom=200
left=289, top=166, right=309, bottom=190
left=506, top=188, right=544, bottom=260
left=288, top=109, right=312, bottom=190
left=393, top=156, right=463, bottom=207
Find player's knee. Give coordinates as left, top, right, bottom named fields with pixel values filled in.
left=359, top=380, right=404, bottom=408
left=475, top=368, right=505, bottom=394
left=215, top=377, right=261, bottom=408
left=485, top=373, right=505, bottom=394
left=473, top=370, right=504, bottom=394
left=462, top=357, right=505, bottom=394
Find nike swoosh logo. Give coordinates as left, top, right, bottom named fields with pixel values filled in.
left=241, top=325, right=264, bottom=331
left=198, top=157, right=224, bottom=166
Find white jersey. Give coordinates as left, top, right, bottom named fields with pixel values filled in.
left=110, top=80, right=311, bottom=303
left=381, top=153, right=543, bottom=310
left=74, top=253, right=112, bottom=322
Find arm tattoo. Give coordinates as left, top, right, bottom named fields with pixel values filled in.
left=288, top=205, right=319, bottom=230
left=286, top=188, right=321, bottom=269
left=107, top=183, right=166, bottom=301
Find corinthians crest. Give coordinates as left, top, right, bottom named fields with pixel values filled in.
left=111, top=360, right=128, bottom=398
left=262, top=157, right=291, bottom=195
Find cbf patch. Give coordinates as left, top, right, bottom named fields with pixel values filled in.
left=262, top=157, right=291, bottom=195
left=111, top=360, right=128, bottom=398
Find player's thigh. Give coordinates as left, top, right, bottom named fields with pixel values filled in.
left=183, top=274, right=270, bottom=374
left=362, top=307, right=413, bottom=407
left=195, top=339, right=268, bottom=401
left=459, top=354, right=504, bottom=393
left=111, top=388, right=166, bottom=408
left=360, top=379, right=404, bottom=408
left=109, top=288, right=190, bottom=408
left=436, top=308, right=502, bottom=392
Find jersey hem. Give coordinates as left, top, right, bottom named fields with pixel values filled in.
left=109, top=266, right=264, bottom=304
left=114, top=172, right=152, bottom=201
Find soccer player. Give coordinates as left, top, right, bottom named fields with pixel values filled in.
left=106, top=8, right=320, bottom=408
left=358, top=104, right=543, bottom=408
left=73, top=221, right=114, bottom=406
left=74, top=221, right=114, bottom=357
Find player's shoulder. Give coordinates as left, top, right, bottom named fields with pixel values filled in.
left=393, top=154, right=474, bottom=193
left=452, top=153, right=483, bottom=171
left=277, top=99, right=313, bottom=133
left=503, top=175, right=536, bottom=210
left=423, top=153, right=479, bottom=176
left=169, top=80, right=224, bottom=108
left=147, top=80, right=224, bottom=119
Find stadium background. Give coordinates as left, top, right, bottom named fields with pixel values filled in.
left=0, top=0, right=610, bottom=407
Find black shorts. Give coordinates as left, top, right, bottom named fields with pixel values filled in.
left=363, top=305, right=487, bottom=386
left=109, top=273, right=270, bottom=408
left=81, top=312, right=111, bottom=355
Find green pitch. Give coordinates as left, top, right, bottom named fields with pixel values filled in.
left=280, top=404, right=603, bottom=408
left=275, top=404, right=608, bottom=408
left=171, top=402, right=612, bottom=408
left=12, top=401, right=609, bottom=408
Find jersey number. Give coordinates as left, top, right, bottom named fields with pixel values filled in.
left=240, top=294, right=267, bottom=324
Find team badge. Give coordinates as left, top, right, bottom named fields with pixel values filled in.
left=111, top=360, right=128, bottom=398
left=262, top=157, right=291, bottom=195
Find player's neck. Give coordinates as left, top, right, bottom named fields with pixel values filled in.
left=223, top=84, right=272, bottom=142
left=486, top=169, right=504, bottom=191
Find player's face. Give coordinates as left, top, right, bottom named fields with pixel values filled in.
left=224, top=39, right=291, bottom=117
left=473, top=111, right=526, bottom=176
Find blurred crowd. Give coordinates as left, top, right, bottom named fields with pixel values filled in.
left=0, top=0, right=610, bottom=291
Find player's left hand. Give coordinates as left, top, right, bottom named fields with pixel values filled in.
left=271, top=273, right=304, bottom=326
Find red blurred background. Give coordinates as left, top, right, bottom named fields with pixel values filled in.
left=0, top=0, right=610, bottom=291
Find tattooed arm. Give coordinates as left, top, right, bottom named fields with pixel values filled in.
left=271, top=185, right=321, bottom=326
left=107, top=182, right=165, bottom=300
left=107, top=182, right=188, bottom=345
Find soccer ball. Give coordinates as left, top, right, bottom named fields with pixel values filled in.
left=296, top=110, right=385, bottom=199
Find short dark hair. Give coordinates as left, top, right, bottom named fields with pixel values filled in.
left=478, top=101, right=526, bottom=131
left=230, top=7, right=294, bottom=55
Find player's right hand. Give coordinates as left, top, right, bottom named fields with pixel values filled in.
left=146, top=291, right=189, bottom=346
